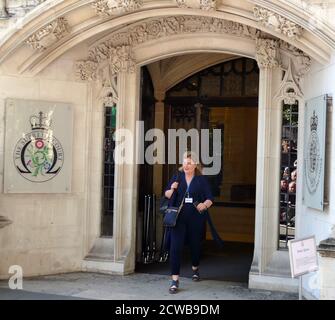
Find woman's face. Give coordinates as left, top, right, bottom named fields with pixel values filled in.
left=183, top=157, right=196, bottom=175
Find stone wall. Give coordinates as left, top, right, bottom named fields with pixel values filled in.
left=299, top=53, right=335, bottom=300
left=0, top=43, right=92, bottom=279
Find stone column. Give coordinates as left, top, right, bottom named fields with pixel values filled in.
left=113, top=67, right=140, bottom=273
left=80, top=46, right=140, bottom=275
left=249, top=38, right=292, bottom=290
left=107, top=47, right=140, bottom=274
left=0, top=0, right=8, bottom=19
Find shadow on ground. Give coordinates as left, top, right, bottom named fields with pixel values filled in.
left=136, top=240, right=254, bottom=283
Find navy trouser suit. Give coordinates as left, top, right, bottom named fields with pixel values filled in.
left=165, top=172, right=214, bottom=275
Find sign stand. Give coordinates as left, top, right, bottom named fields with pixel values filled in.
left=288, top=236, right=318, bottom=300
left=299, top=275, right=302, bottom=300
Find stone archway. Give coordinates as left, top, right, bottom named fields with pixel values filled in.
left=74, top=16, right=310, bottom=292
left=0, top=0, right=332, bottom=290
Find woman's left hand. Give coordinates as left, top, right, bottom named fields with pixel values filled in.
left=196, top=203, right=207, bottom=213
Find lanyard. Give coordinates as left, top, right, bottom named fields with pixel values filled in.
left=186, top=177, right=193, bottom=196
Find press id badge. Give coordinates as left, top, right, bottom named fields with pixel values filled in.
left=185, top=197, right=193, bottom=203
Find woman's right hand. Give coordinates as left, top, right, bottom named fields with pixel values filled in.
left=171, top=182, right=179, bottom=190
left=164, top=182, right=179, bottom=199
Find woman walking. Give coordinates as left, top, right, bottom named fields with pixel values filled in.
left=164, top=151, right=214, bottom=294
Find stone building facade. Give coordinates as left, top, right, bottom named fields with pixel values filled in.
left=0, top=0, right=335, bottom=300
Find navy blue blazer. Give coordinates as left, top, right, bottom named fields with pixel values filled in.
left=164, top=171, right=224, bottom=247
left=165, top=171, right=214, bottom=208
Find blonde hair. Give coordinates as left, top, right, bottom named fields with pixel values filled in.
left=179, top=151, right=203, bottom=176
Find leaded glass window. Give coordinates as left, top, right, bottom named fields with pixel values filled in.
left=101, top=105, right=116, bottom=236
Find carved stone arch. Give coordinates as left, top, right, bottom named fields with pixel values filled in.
left=0, top=1, right=329, bottom=290
left=0, top=2, right=333, bottom=76
left=74, top=14, right=313, bottom=91
left=75, top=15, right=261, bottom=83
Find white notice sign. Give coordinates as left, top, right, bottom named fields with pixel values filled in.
left=288, top=236, right=318, bottom=278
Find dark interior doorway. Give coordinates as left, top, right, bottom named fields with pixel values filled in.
left=136, top=57, right=259, bottom=283
left=136, top=241, right=254, bottom=282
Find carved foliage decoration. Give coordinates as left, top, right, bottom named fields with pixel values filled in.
left=175, top=0, right=217, bottom=11
left=1, top=0, right=47, bottom=18
left=76, top=45, right=135, bottom=81
left=76, top=16, right=260, bottom=81
left=279, top=40, right=312, bottom=77
left=254, top=6, right=303, bottom=39
left=76, top=60, right=98, bottom=81
left=25, top=17, right=70, bottom=51
left=91, top=16, right=259, bottom=52
left=256, top=37, right=280, bottom=68
left=92, top=0, right=143, bottom=16
left=76, top=16, right=263, bottom=82
left=77, top=15, right=311, bottom=82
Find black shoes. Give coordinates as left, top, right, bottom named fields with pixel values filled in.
left=169, top=269, right=200, bottom=294
left=192, top=268, right=200, bottom=281
left=169, top=280, right=179, bottom=294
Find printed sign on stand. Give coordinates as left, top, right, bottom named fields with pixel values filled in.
left=288, top=236, right=318, bottom=278
left=288, top=236, right=319, bottom=300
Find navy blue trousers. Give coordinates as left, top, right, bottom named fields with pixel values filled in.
left=169, top=204, right=206, bottom=275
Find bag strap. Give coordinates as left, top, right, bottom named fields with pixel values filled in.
left=205, top=211, right=224, bottom=248
left=169, top=170, right=181, bottom=204
left=177, top=190, right=188, bottom=212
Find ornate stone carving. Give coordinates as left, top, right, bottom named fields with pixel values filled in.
left=99, top=72, right=118, bottom=106
left=175, top=0, right=217, bottom=11
left=77, top=15, right=312, bottom=82
left=256, top=38, right=280, bottom=68
left=76, top=45, right=135, bottom=81
left=254, top=6, right=303, bottom=39
left=91, top=16, right=259, bottom=51
left=275, top=60, right=303, bottom=104
left=91, top=45, right=135, bottom=74
left=92, top=0, right=143, bottom=16
left=5, top=1, right=47, bottom=18
left=24, top=0, right=47, bottom=6
left=77, top=16, right=261, bottom=82
left=279, top=40, right=311, bottom=77
left=25, top=17, right=70, bottom=51
left=76, top=60, right=98, bottom=81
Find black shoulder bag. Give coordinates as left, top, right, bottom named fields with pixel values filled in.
left=162, top=190, right=187, bottom=228
left=159, top=171, right=180, bottom=214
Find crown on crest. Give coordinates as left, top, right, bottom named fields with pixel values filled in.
left=310, top=110, right=318, bottom=132
left=30, top=111, right=52, bottom=130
